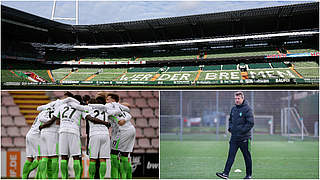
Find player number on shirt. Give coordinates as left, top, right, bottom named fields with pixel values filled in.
left=93, top=110, right=106, bottom=121
left=118, top=107, right=126, bottom=118
left=62, top=106, right=77, bottom=119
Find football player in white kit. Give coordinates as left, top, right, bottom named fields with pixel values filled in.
left=86, top=92, right=132, bottom=179
left=22, top=111, right=43, bottom=179
left=40, top=95, right=85, bottom=179
left=106, top=93, right=135, bottom=179
left=85, top=95, right=114, bottom=179
left=37, top=92, right=77, bottom=179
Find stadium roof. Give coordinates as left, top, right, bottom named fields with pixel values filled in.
left=74, top=2, right=318, bottom=32
left=2, top=5, right=72, bottom=31
left=2, top=2, right=319, bottom=44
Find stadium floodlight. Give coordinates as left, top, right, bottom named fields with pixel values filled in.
left=51, top=0, right=79, bottom=25
left=73, top=30, right=319, bottom=49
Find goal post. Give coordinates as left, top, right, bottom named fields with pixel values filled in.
left=281, top=107, right=309, bottom=139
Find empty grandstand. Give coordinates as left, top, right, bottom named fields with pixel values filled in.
left=2, top=2, right=319, bottom=88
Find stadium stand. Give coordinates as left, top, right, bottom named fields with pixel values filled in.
left=1, top=2, right=319, bottom=88
left=271, top=62, right=288, bottom=68
left=248, top=63, right=271, bottom=69
left=166, top=67, right=182, bottom=72
left=128, top=67, right=160, bottom=72
left=222, top=64, right=238, bottom=70
left=1, top=91, right=159, bottom=153
left=181, top=66, right=200, bottom=71
left=203, top=65, right=222, bottom=71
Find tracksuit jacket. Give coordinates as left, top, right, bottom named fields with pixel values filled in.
left=228, top=99, right=254, bottom=141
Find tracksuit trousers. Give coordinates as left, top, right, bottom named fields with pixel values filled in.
left=223, top=138, right=252, bottom=176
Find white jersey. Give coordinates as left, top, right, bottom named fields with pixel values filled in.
left=53, top=101, right=86, bottom=136
left=39, top=103, right=57, bottom=133
left=87, top=102, right=130, bottom=137
left=85, top=103, right=124, bottom=137
left=107, top=103, right=135, bottom=152
left=38, top=98, right=77, bottom=133
left=109, top=115, right=120, bottom=139
left=68, top=103, right=112, bottom=137
left=86, top=104, right=110, bottom=137
left=118, top=111, right=133, bottom=131
left=26, top=111, right=43, bottom=135
left=107, top=102, right=133, bottom=131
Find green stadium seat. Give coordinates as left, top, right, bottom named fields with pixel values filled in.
left=271, top=62, right=287, bottom=68
left=293, top=61, right=318, bottom=68
left=128, top=67, right=160, bottom=72
left=203, top=65, right=221, bottom=71
left=167, top=67, right=183, bottom=72
left=221, top=64, right=237, bottom=70
left=181, top=66, right=199, bottom=71
left=248, top=63, right=271, bottom=69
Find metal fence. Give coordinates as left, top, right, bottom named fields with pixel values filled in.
left=160, top=91, right=319, bottom=141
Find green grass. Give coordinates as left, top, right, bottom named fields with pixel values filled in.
left=160, top=139, right=319, bottom=179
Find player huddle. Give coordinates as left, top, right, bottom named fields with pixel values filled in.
left=22, top=92, right=136, bottom=179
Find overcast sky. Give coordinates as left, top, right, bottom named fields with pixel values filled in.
left=1, top=0, right=316, bottom=25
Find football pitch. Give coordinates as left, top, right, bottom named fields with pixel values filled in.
left=160, top=135, right=319, bottom=179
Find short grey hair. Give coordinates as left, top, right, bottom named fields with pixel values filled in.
left=234, top=91, right=244, bottom=99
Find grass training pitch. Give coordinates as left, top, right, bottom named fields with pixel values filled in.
left=160, top=135, right=318, bottom=179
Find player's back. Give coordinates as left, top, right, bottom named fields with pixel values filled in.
left=107, top=102, right=133, bottom=131
left=118, top=111, right=133, bottom=131
left=55, top=103, right=85, bottom=136
left=87, top=104, right=110, bottom=137
left=40, top=105, right=58, bottom=133
left=27, top=111, right=43, bottom=136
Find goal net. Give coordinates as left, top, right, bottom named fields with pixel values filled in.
left=281, top=107, right=309, bottom=140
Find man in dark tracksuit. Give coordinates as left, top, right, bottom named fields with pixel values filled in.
left=216, top=91, right=254, bottom=179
